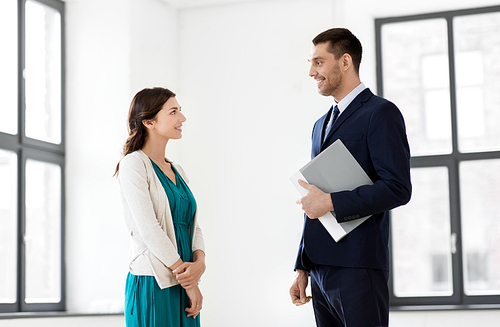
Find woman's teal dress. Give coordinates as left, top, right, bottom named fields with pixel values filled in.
left=125, top=160, right=199, bottom=327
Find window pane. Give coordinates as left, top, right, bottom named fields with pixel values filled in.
left=25, top=0, right=62, bottom=144
left=0, top=0, right=18, bottom=135
left=25, top=159, right=61, bottom=303
left=391, top=167, right=453, bottom=297
left=460, top=159, right=500, bottom=295
left=454, top=12, right=500, bottom=153
left=0, top=150, right=18, bottom=303
left=381, top=19, right=452, bottom=156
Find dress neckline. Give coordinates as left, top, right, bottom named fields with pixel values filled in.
left=149, top=158, right=178, bottom=187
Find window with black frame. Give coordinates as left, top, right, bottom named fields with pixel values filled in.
left=0, top=0, right=65, bottom=313
left=376, top=5, right=500, bottom=308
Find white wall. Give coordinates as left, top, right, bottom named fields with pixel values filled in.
left=64, top=0, right=130, bottom=313
left=174, top=2, right=500, bottom=327
left=174, top=1, right=333, bottom=326
left=64, top=0, right=178, bottom=313
left=171, top=0, right=500, bottom=326
left=16, top=0, right=497, bottom=326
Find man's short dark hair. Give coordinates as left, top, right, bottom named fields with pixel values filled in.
left=313, top=28, right=362, bottom=74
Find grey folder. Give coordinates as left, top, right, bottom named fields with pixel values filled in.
left=290, top=139, right=373, bottom=242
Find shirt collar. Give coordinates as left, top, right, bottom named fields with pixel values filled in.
left=335, top=82, right=366, bottom=114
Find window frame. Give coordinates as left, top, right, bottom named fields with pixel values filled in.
left=0, top=0, right=65, bottom=313
left=376, top=5, right=500, bottom=309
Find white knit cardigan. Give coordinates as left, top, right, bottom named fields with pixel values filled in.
left=118, top=150, right=205, bottom=289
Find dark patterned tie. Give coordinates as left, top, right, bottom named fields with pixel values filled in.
left=323, top=105, right=340, bottom=142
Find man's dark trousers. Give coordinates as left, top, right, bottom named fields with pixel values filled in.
left=310, top=264, right=389, bottom=327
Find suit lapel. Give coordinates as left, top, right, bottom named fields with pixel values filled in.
left=321, top=89, right=374, bottom=150
left=312, top=107, right=331, bottom=158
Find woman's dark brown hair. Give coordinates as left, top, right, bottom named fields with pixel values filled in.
left=114, top=87, right=176, bottom=176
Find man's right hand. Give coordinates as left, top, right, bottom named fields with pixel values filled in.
left=289, top=269, right=312, bottom=306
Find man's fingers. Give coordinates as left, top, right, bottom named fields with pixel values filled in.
left=290, top=276, right=311, bottom=306
left=292, top=296, right=312, bottom=306
left=291, top=290, right=304, bottom=306
left=290, top=284, right=300, bottom=304
left=299, top=282, right=307, bottom=303
left=290, top=270, right=311, bottom=306
left=297, top=179, right=310, bottom=188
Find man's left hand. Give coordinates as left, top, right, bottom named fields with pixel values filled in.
left=296, top=179, right=334, bottom=219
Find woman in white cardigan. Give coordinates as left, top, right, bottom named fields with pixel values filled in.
left=115, top=87, right=206, bottom=327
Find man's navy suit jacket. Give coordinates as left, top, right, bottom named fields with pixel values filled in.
left=295, top=88, right=412, bottom=272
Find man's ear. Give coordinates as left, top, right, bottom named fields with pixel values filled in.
left=341, top=53, right=352, bottom=71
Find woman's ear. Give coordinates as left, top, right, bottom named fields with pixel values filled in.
left=142, top=119, right=155, bottom=129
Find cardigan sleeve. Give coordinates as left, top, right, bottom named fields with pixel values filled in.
left=119, top=154, right=181, bottom=268
left=192, top=218, right=205, bottom=254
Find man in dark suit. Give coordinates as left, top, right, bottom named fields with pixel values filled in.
left=289, top=28, right=412, bottom=327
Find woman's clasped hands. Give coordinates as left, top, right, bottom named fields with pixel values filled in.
left=172, top=251, right=206, bottom=319
left=173, top=260, right=205, bottom=289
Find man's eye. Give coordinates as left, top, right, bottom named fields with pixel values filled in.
left=316, top=61, right=321, bottom=65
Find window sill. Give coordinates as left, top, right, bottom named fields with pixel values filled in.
left=0, top=312, right=123, bottom=320
left=390, top=304, right=500, bottom=311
